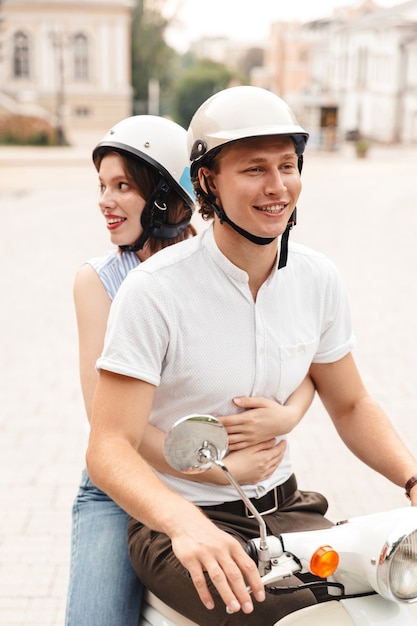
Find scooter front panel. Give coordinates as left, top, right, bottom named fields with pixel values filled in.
left=141, top=591, right=199, bottom=626
left=141, top=589, right=417, bottom=625
left=276, top=600, right=355, bottom=625
left=341, top=594, right=417, bottom=625
left=142, top=593, right=354, bottom=626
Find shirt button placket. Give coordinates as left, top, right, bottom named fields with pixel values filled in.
left=253, top=301, right=266, bottom=395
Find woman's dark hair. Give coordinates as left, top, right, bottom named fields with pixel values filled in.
left=94, top=147, right=196, bottom=254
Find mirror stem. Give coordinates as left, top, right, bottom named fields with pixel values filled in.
left=215, top=460, right=269, bottom=552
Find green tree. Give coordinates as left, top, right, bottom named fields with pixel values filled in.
left=172, top=58, right=244, bottom=128
left=131, top=0, right=180, bottom=114
left=131, top=1, right=248, bottom=124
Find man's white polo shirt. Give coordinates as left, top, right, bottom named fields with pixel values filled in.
left=98, top=225, right=354, bottom=506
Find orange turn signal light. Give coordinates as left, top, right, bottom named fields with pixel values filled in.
left=310, top=545, right=339, bottom=578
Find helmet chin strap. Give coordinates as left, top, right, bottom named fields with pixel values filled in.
left=201, top=174, right=295, bottom=269
left=121, top=179, right=191, bottom=252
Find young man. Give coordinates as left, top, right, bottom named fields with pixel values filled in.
left=87, top=86, right=417, bottom=625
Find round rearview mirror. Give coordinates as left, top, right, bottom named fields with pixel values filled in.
left=164, top=414, right=228, bottom=474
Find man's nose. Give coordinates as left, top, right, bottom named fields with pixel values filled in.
left=265, top=169, right=287, bottom=194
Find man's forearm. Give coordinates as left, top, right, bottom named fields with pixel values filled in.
left=86, top=435, right=201, bottom=534
left=332, top=395, right=417, bottom=494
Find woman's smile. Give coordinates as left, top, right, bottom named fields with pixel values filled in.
left=105, top=214, right=127, bottom=230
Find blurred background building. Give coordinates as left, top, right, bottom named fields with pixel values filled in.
left=0, top=0, right=134, bottom=143
left=0, top=0, right=416, bottom=148
left=185, top=0, right=417, bottom=149
left=247, top=0, right=417, bottom=148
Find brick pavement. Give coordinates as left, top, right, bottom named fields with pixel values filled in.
left=1, top=140, right=417, bottom=625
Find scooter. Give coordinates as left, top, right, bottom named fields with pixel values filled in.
left=140, top=414, right=417, bottom=625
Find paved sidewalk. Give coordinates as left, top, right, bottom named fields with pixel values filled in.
left=0, top=141, right=417, bottom=625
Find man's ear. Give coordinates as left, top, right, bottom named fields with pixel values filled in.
left=198, top=167, right=217, bottom=196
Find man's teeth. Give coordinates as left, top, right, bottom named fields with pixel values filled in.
left=257, top=205, right=285, bottom=213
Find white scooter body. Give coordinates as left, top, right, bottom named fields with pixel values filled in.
left=140, top=507, right=417, bottom=626
left=139, top=416, right=417, bottom=625
left=140, top=589, right=417, bottom=626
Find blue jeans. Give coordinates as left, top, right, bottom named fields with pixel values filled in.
left=65, top=469, right=143, bottom=626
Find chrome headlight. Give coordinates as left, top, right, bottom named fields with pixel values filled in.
left=378, top=527, right=417, bottom=602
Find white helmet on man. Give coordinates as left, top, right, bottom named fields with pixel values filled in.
left=187, top=86, right=309, bottom=268
left=188, top=85, right=309, bottom=174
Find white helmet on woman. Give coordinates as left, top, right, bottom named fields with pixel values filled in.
left=187, top=86, right=309, bottom=268
left=93, top=115, right=194, bottom=250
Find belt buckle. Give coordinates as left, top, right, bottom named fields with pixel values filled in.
left=245, top=486, right=278, bottom=518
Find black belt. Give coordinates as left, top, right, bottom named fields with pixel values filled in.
left=201, top=474, right=297, bottom=518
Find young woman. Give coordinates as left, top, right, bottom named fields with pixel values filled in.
left=66, top=114, right=315, bottom=625
left=65, top=115, right=197, bottom=626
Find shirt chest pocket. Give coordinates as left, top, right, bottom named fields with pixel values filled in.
left=277, top=338, right=317, bottom=403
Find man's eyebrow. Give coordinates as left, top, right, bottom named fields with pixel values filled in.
left=244, top=153, right=298, bottom=164
left=282, top=153, right=298, bottom=159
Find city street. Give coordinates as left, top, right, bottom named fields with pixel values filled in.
left=1, top=138, right=417, bottom=625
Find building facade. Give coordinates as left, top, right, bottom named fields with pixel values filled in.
left=0, top=0, right=135, bottom=139
left=324, top=1, right=417, bottom=144
left=259, top=0, right=417, bottom=147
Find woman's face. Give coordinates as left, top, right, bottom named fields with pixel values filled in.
left=98, top=153, right=146, bottom=248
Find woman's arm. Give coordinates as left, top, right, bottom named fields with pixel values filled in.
left=74, top=264, right=112, bottom=420
left=140, top=430, right=287, bottom=485
left=139, top=376, right=315, bottom=485
left=218, top=375, right=316, bottom=451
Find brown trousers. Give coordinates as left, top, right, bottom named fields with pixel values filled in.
left=127, top=478, right=333, bottom=626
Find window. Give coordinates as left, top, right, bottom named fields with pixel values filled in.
left=74, top=106, right=91, bottom=118
left=357, top=46, right=368, bottom=88
left=13, top=31, right=30, bottom=78
left=73, top=33, right=89, bottom=81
